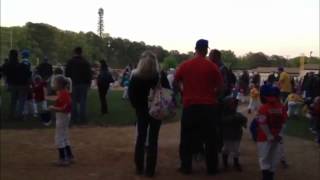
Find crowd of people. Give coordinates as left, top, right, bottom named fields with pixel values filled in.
left=0, top=39, right=319, bottom=180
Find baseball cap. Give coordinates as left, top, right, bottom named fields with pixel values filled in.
left=21, top=49, right=30, bottom=58
left=195, top=39, right=209, bottom=49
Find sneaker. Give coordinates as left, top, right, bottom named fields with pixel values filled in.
left=43, top=120, right=52, bottom=126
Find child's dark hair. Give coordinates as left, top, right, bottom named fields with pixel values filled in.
left=54, top=75, right=69, bottom=89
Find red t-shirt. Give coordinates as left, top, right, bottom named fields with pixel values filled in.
left=54, top=90, right=72, bottom=113
left=257, top=102, right=287, bottom=142
left=33, top=81, right=47, bottom=102
left=175, top=56, right=223, bottom=107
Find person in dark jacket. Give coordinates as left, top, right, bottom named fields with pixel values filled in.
left=128, top=51, right=162, bottom=177
left=65, top=47, right=92, bottom=123
left=302, top=72, right=312, bottom=99
left=3, top=49, right=32, bottom=119
left=310, top=72, right=320, bottom=100
left=267, top=72, right=277, bottom=85
left=239, top=70, right=250, bottom=95
left=97, top=60, right=114, bottom=114
left=36, top=56, right=53, bottom=81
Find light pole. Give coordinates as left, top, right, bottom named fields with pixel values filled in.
left=107, top=40, right=111, bottom=62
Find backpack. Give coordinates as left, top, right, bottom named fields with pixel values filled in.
left=249, top=117, right=258, bottom=142
left=148, top=83, right=176, bottom=120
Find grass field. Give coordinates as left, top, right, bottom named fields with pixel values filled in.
left=285, top=115, right=315, bottom=141
left=0, top=88, right=179, bottom=129
left=0, top=87, right=316, bottom=141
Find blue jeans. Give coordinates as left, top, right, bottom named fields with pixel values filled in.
left=71, top=84, right=89, bottom=122
left=9, top=85, right=28, bottom=118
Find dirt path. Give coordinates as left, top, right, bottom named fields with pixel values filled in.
left=1, top=112, right=320, bottom=180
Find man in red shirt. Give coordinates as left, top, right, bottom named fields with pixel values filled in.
left=174, top=39, right=223, bottom=175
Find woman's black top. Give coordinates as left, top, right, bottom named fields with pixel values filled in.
left=128, top=74, right=159, bottom=112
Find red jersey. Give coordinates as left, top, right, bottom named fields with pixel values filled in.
left=175, top=56, right=223, bottom=107
left=54, top=89, right=72, bottom=113
left=33, top=81, right=47, bottom=102
left=257, top=102, right=287, bottom=142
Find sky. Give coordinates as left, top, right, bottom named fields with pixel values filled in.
left=1, top=0, right=319, bottom=57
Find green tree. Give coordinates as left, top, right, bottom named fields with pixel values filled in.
left=243, top=52, right=270, bottom=68
left=162, top=55, right=178, bottom=70
left=221, top=50, right=238, bottom=67
left=269, top=55, right=287, bottom=67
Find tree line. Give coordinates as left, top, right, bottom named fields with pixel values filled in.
left=1, top=22, right=319, bottom=69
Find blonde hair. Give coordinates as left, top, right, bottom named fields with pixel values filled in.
left=134, top=51, right=160, bottom=79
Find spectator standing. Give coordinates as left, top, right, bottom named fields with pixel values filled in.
left=310, top=72, right=320, bottom=100
left=174, top=39, right=223, bottom=175
left=209, top=49, right=237, bottom=153
left=267, top=72, right=277, bottom=85
left=36, top=56, right=53, bottom=81
left=239, top=70, right=250, bottom=95
left=97, top=60, right=114, bottom=114
left=128, top=51, right=161, bottom=177
left=252, top=72, right=261, bottom=87
left=278, top=67, right=292, bottom=103
left=2, top=50, right=21, bottom=118
left=65, top=47, right=92, bottom=123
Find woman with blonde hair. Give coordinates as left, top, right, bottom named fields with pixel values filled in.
left=128, top=50, right=163, bottom=177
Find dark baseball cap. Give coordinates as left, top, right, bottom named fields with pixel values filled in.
left=195, top=39, right=209, bottom=49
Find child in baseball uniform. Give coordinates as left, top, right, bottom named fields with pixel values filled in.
left=33, top=75, right=48, bottom=113
left=49, top=75, right=74, bottom=166
left=256, top=86, right=287, bottom=180
left=222, top=96, right=247, bottom=172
